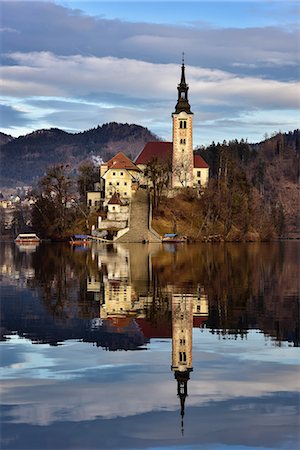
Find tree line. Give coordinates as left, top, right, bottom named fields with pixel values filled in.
left=3, top=130, right=298, bottom=241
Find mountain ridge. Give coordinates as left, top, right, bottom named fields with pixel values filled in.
left=0, top=122, right=159, bottom=187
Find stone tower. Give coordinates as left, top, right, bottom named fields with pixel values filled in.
left=172, top=56, right=194, bottom=188
left=171, top=293, right=193, bottom=434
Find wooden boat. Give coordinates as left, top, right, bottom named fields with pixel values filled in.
left=15, top=233, right=40, bottom=243
left=69, top=234, right=92, bottom=246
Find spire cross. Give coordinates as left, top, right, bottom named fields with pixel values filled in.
left=182, top=52, right=185, bottom=65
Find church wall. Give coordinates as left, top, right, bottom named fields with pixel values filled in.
left=192, top=167, right=209, bottom=188
left=172, top=112, right=194, bottom=188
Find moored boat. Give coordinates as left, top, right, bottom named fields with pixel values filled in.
left=162, top=233, right=187, bottom=243
left=15, top=233, right=40, bottom=243
left=69, top=234, right=92, bottom=246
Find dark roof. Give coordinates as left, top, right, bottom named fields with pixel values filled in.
left=175, top=63, right=192, bottom=114
left=106, top=152, right=140, bottom=171
left=194, top=154, right=209, bottom=169
left=108, top=192, right=123, bottom=205
left=135, top=142, right=172, bottom=165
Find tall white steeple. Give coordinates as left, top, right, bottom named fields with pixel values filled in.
left=172, top=54, right=194, bottom=188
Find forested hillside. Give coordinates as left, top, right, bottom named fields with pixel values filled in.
left=153, top=130, right=299, bottom=239
left=0, top=123, right=158, bottom=187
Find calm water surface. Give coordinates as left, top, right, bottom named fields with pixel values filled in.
left=0, top=241, right=299, bottom=450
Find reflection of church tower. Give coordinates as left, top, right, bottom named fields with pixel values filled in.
left=171, top=294, right=193, bottom=434
left=172, top=54, right=194, bottom=188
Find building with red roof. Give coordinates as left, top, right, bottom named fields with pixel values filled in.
left=88, top=61, right=209, bottom=215
left=135, top=60, right=209, bottom=188
left=100, top=152, right=141, bottom=205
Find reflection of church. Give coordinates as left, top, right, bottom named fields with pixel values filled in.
left=171, top=294, right=193, bottom=434
left=86, top=244, right=208, bottom=429
left=86, top=244, right=208, bottom=325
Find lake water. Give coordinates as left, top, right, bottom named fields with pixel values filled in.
left=0, top=241, right=299, bottom=450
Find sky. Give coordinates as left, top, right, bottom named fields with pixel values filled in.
left=1, top=1, right=299, bottom=145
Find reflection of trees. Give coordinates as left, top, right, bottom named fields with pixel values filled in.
left=5, top=241, right=298, bottom=346
left=30, top=244, right=98, bottom=320
left=152, top=242, right=299, bottom=344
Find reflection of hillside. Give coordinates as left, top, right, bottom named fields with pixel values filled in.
left=152, top=243, right=299, bottom=345
left=1, top=241, right=298, bottom=347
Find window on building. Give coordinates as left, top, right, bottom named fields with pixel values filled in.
left=197, top=171, right=201, bottom=177
left=88, top=199, right=92, bottom=206
left=124, top=182, right=127, bottom=186
left=117, top=182, right=119, bottom=186
left=113, top=172, right=116, bottom=176
left=124, top=192, right=127, bottom=196
left=198, top=180, right=201, bottom=185
left=179, top=352, right=186, bottom=363
left=180, top=120, right=187, bottom=129
left=120, top=172, right=123, bottom=176
left=109, top=182, right=112, bottom=185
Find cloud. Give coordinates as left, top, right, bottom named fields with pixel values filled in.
left=1, top=2, right=299, bottom=80
left=2, top=52, right=299, bottom=109
left=1, top=2, right=299, bottom=142
left=2, top=52, right=300, bottom=119
left=0, top=104, right=36, bottom=129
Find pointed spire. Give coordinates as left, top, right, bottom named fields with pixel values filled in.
left=174, top=369, right=192, bottom=437
left=174, top=54, right=192, bottom=114
left=180, top=52, right=186, bottom=85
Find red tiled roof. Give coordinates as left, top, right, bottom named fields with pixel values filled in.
left=135, top=142, right=209, bottom=169
left=194, top=154, right=209, bottom=169
left=106, top=152, right=140, bottom=171
left=108, top=192, right=123, bottom=205
left=135, top=142, right=172, bottom=165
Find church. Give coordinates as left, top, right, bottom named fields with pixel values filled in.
left=135, top=59, right=209, bottom=189
left=88, top=59, right=209, bottom=210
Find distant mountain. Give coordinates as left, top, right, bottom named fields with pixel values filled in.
left=0, top=132, right=14, bottom=146
left=0, top=123, right=159, bottom=187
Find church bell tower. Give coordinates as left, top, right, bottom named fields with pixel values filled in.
left=172, top=55, right=194, bottom=188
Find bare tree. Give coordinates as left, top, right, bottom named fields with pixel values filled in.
left=144, top=158, right=171, bottom=210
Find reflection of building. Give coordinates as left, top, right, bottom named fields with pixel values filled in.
left=87, top=244, right=209, bottom=329
left=0, top=243, right=37, bottom=288
left=171, top=294, right=193, bottom=435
